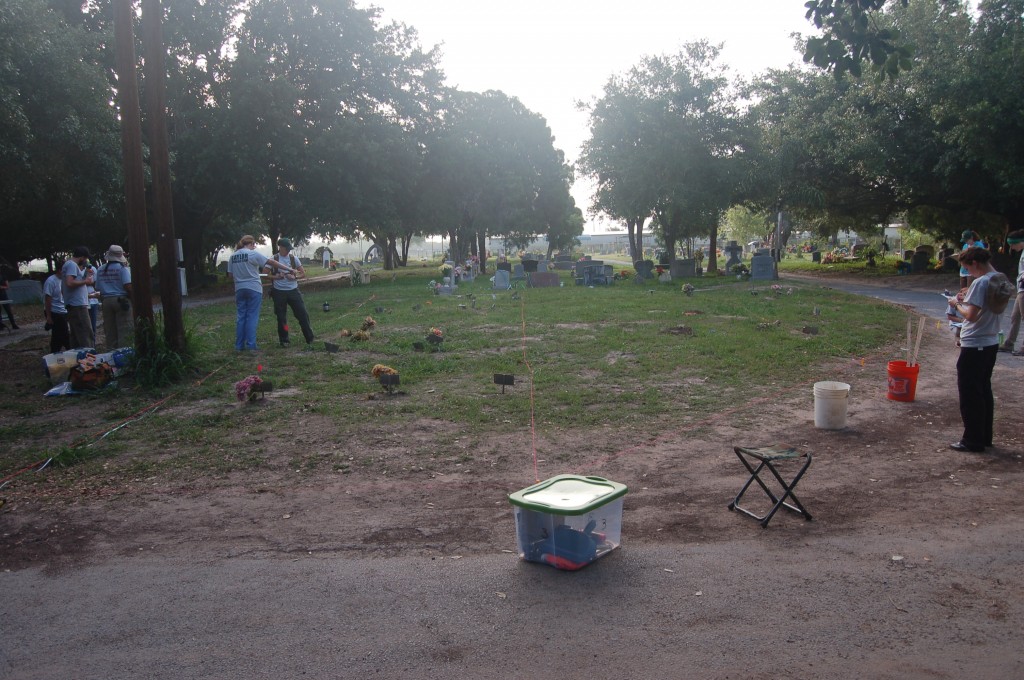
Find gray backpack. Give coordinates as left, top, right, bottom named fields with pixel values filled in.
left=986, top=273, right=1015, bottom=314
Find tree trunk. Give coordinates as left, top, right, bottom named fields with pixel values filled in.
left=399, top=235, right=411, bottom=266
left=627, top=217, right=640, bottom=262
left=707, top=222, right=719, bottom=273
left=663, top=234, right=677, bottom=263
left=477, top=232, right=488, bottom=274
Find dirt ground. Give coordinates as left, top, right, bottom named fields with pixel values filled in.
left=1, top=273, right=1022, bottom=678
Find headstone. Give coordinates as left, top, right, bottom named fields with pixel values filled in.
left=537, top=261, right=548, bottom=273
left=911, top=251, right=930, bottom=273
left=724, top=240, right=743, bottom=272
left=634, top=260, right=655, bottom=280
left=493, top=270, right=510, bottom=289
left=530, top=272, right=560, bottom=288
left=812, top=251, right=822, bottom=263
left=497, top=262, right=512, bottom=272
left=554, top=255, right=574, bottom=270
left=512, top=263, right=525, bottom=280
left=750, top=252, right=776, bottom=280
left=7, top=279, right=43, bottom=304
left=522, top=259, right=539, bottom=273
left=670, top=258, right=695, bottom=279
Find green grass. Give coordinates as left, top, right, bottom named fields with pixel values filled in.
left=0, top=268, right=908, bottom=483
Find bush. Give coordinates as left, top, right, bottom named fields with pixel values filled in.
left=129, top=314, right=199, bottom=389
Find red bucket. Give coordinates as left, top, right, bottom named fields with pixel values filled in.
left=886, top=360, right=920, bottom=402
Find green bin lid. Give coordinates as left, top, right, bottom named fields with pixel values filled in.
left=508, top=474, right=628, bottom=515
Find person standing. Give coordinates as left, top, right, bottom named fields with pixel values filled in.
left=947, top=248, right=1001, bottom=452
left=96, top=245, right=133, bottom=349
left=44, top=264, right=70, bottom=352
left=61, top=246, right=95, bottom=348
left=997, top=231, right=1024, bottom=356
left=0, top=265, right=19, bottom=330
left=85, top=264, right=101, bottom=338
left=228, top=235, right=293, bottom=351
left=265, top=238, right=315, bottom=348
left=958, top=230, right=986, bottom=289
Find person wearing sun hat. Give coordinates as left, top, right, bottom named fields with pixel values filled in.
left=96, top=244, right=133, bottom=349
left=998, top=230, right=1024, bottom=356
left=958, top=230, right=986, bottom=289
left=264, top=237, right=314, bottom=348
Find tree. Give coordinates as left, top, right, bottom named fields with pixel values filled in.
left=803, top=0, right=913, bottom=79
left=742, top=65, right=903, bottom=243
left=421, top=89, right=575, bottom=272
left=0, top=0, right=123, bottom=265
left=579, top=42, right=740, bottom=270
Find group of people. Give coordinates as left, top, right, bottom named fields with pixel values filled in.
left=946, top=229, right=1023, bottom=453
left=227, top=235, right=314, bottom=351
left=44, top=245, right=133, bottom=353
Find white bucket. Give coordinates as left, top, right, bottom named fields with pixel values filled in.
left=813, top=381, right=850, bottom=429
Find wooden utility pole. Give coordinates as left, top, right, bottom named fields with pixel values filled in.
left=142, top=0, right=185, bottom=352
left=113, top=0, right=155, bottom=344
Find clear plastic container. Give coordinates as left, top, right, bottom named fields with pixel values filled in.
left=508, top=475, right=628, bottom=570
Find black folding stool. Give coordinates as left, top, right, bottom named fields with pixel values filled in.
left=728, top=445, right=813, bottom=528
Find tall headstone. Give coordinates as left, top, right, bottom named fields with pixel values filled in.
left=724, top=240, right=743, bottom=272
left=750, top=252, right=776, bottom=280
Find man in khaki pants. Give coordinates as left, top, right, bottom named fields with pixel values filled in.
left=61, top=246, right=95, bottom=348
left=96, top=245, right=133, bottom=349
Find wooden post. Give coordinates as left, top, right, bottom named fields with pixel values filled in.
left=113, top=0, right=155, bottom=350
left=141, top=0, right=185, bottom=352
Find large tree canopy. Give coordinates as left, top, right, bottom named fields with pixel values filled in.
left=0, top=0, right=123, bottom=266
left=578, top=42, right=739, bottom=267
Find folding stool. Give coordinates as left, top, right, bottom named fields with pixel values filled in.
left=728, top=444, right=813, bottom=528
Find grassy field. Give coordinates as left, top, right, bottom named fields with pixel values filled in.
left=0, top=267, right=908, bottom=484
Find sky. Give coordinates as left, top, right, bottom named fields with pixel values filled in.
left=366, top=0, right=817, bottom=233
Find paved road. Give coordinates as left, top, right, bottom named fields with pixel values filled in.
left=801, top=277, right=955, bottom=320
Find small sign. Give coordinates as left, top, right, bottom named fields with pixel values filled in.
left=493, top=373, right=515, bottom=393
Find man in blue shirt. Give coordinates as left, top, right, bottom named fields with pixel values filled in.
left=96, top=244, right=133, bottom=350
left=228, top=235, right=294, bottom=350
left=44, top=264, right=70, bottom=352
left=61, top=246, right=95, bottom=348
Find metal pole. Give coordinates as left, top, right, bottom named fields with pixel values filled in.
left=142, top=0, right=185, bottom=352
left=113, top=0, right=154, bottom=341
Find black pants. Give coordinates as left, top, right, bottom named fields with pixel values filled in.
left=956, top=344, right=998, bottom=447
left=0, top=298, right=15, bottom=327
left=49, top=312, right=70, bottom=353
left=271, top=288, right=314, bottom=344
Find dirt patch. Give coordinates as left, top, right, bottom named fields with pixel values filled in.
left=2, top=312, right=1022, bottom=575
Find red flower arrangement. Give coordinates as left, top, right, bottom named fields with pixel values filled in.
left=234, top=375, right=263, bottom=402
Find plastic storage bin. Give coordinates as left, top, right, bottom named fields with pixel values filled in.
left=508, top=474, right=628, bottom=570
